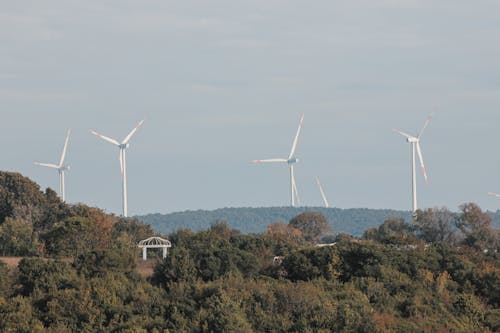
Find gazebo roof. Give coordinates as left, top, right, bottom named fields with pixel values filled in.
left=138, top=236, right=172, bottom=248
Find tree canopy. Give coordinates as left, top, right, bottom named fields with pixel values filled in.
left=0, top=171, right=498, bottom=332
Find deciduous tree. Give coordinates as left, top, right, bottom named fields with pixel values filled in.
left=289, top=212, right=331, bottom=243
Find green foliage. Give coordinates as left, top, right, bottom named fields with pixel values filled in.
left=153, top=247, right=197, bottom=285
left=456, top=203, right=498, bottom=251
left=0, top=172, right=498, bottom=332
left=0, top=172, right=118, bottom=257
left=0, top=172, right=47, bottom=224
left=282, top=246, right=340, bottom=281
left=0, top=295, right=45, bottom=332
left=73, top=248, right=136, bottom=278
left=42, top=217, right=93, bottom=257
left=363, top=216, right=417, bottom=245
left=111, top=218, right=154, bottom=244
left=415, top=207, right=458, bottom=244
left=289, top=211, right=331, bottom=243
left=0, top=218, right=36, bottom=256
left=0, top=262, right=12, bottom=298
left=17, top=258, right=78, bottom=296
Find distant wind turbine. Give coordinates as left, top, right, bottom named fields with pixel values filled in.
left=394, top=116, right=431, bottom=214
left=252, top=114, right=304, bottom=207
left=91, top=120, right=144, bottom=217
left=488, top=192, right=500, bottom=199
left=316, top=177, right=330, bottom=208
left=34, top=129, right=71, bottom=202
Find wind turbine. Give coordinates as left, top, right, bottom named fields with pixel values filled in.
left=393, top=116, right=431, bottom=214
left=252, top=114, right=304, bottom=207
left=488, top=192, right=500, bottom=199
left=91, top=120, right=144, bottom=217
left=34, top=129, right=71, bottom=202
left=316, top=177, right=330, bottom=208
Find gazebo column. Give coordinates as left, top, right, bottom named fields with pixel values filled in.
left=162, top=247, right=168, bottom=258
left=142, top=247, right=147, bottom=260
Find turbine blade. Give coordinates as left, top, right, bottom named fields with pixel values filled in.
left=252, top=158, right=288, bottom=163
left=416, top=142, right=428, bottom=183
left=34, top=162, right=59, bottom=169
left=393, top=128, right=413, bottom=139
left=58, top=128, right=71, bottom=167
left=122, top=120, right=144, bottom=144
left=90, top=130, right=120, bottom=146
left=418, top=115, right=432, bottom=138
left=316, top=177, right=330, bottom=208
left=119, top=149, right=124, bottom=176
left=488, top=192, right=500, bottom=198
left=288, top=114, right=304, bottom=159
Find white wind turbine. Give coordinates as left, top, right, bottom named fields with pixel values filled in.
left=488, top=192, right=500, bottom=199
left=34, top=129, right=71, bottom=202
left=394, top=116, right=431, bottom=214
left=252, top=114, right=304, bottom=207
left=91, top=120, right=144, bottom=217
left=316, top=177, right=330, bottom=208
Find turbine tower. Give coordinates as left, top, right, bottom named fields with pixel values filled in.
left=252, top=114, right=304, bottom=207
left=91, top=120, right=144, bottom=217
left=34, top=129, right=71, bottom=202
left=316, top=177, right=330, bottom=208
left=394, top=116, right=431, bottom=214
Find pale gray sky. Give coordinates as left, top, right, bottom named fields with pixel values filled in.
left=1, top=0, right=500, bottom=215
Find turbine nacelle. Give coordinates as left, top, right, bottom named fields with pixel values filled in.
left=252, top=114, right=304, bottom=207
left=393, top=115, right=432, bottom=213
left=34, top=128, right=71, bottom=202
left=90, top=120, right=144, bottom=217
left=407, top=137, right=418, bottom=143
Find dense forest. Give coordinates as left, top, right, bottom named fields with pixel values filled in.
left=139, top=207, right=413, bottom=236
left=137, top=207, right=500, bottom=236
left=0, top=171, right=499, bottom=332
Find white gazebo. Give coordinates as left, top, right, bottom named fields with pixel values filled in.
left=137, top=236, right=172, bottom=260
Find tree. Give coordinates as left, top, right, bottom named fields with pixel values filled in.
left=0, top=172, right=47, bottom=225
left=153, top=247, right=197, bottom=285
left=0, top=218, right=36, bottom=256
left=266, top=222, right=303, bottom=245
left=363, top=217, right=416, bottom=245
left=209, top=221, right=238, bottom=239
left=415, top=207, right=458, bottom=244
left=199, top=289, right=253, bottom=332
left=456, top=203, right=497, bottom=251
left=73, top=248, right=136, bottom=278
left=288, top=212, right=331, bottom=243
left=111, top=217, right=154, bottom=244
left=17, top=258, right=78, bottom=296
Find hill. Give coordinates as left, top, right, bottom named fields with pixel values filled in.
left=137, top=206, right=500, bottom=236
left=0, top=171, right=498, bottom=332
left=138, top=207, right=412, bottom=236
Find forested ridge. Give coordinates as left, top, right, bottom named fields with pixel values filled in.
left=0, top=171, right=499, bottom=332
left=137, top=207, right=500, bottom=236
left=138, top=208, right=412, bottom=236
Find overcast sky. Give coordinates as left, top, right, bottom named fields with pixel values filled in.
left=1, top=0, right=500, bottom=215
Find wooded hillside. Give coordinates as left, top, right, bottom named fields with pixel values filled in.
left=0, top=171, right=498, bottom=332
